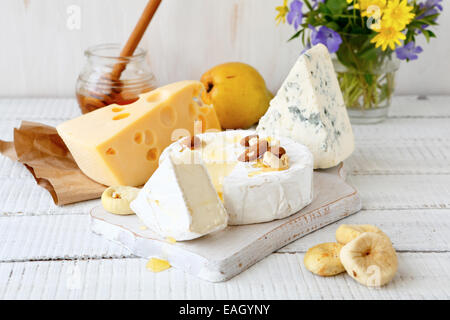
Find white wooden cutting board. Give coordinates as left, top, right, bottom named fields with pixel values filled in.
left=90, top=163, right=361, bottom=282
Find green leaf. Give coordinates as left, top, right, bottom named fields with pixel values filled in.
left=364, top=74, right=374, bottom=86
left=318, top=2, right=331, bottom=15
left=303, top=0, right=314, bottom=11
left=306, top=14, right=318, bottom=26
left=288, top=30, right=302, bottom=42
left=359, top=47, right=378, bottom=61
left=326, top=0, right=347, bottom=15
left=422, top=29, right=431, bottom=42
left=325, top=21, right=340, bottom=31
left=336, top=43, right=357, bottom=70
left=427, top=30, right=436, bottom=38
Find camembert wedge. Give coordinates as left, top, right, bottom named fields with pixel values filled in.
left=130, top=152, right=228, bottom=241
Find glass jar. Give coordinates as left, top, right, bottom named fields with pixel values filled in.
left=76, top=43, right=157, bottom=114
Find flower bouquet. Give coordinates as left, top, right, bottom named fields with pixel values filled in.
left=276, top=0, right=442, bottom=123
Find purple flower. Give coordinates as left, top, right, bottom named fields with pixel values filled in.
left=310, top=25, right=342, bottom=53
left=422, top=0, right=443, bottom=11
left=287, top=0, right=303, bottom=30
left=417, top=0, right=442, bottom=31
left=311, top=0, right=325, bottom=9
left=395, top=42, right=423, bottom=61
left=418, top=0, right=443, bottom=19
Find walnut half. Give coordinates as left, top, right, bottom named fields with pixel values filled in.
left=262, top=151, right=289, bottom=169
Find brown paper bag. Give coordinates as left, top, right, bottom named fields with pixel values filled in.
left=0, top=121, right=106, bottom=205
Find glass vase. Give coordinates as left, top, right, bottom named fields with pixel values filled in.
left=333, top=34, right=400, bottom=124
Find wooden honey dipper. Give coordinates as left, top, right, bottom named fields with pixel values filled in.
left=110, top=0, right=162, bottom=81
left=81, top=0, right=162, bottom=113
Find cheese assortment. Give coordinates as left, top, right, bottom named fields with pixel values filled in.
left=57, top=80, right=221, bottom=187
left=130, top=151, right=228, bottom=241
left=57, top=44, right=356, bottom=245
left=159, top=130, right=314, bottom=225
left=257, top=43, right=355, bottom=169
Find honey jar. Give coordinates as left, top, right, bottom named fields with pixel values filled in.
left=76, top=43, right=157, bottom=114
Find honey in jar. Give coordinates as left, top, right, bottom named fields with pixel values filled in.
left=76, top=44, right=157, bottom=114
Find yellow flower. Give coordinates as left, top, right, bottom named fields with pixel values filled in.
left=382, top=0, right=415, bottom=30
left=370, top=26, right=406, bottom=50
left=355, top=0, right=387, bottom=17
left=275, top=0, right=289, bottom=25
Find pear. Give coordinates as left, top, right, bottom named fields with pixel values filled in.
left=201, top=62, right=273, bottom=129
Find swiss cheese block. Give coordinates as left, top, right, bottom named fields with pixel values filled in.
left=57, top=81, right=221, bottom=186
left=257, top=44, right=355, bottom=169
left=130, top=152, right=228, bottom=241
left=195, top=98, right=222, bottom=133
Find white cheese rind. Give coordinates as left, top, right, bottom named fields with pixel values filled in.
left=257, top=43, right=355, bottom=169
left=222, top=137, right=313, bottom=225
left=161, top=130, right=314, bottom=225
left=130, top=153, right=228, bottom=241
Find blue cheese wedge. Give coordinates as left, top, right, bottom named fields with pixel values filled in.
left=257, top=43, right=355, bottom=169
left=130, top=152, right=228, bottom=241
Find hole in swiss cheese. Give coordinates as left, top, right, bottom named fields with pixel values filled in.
left=160, top=106, right=176, bottom=127
left=106, top=148, right=116, bottom=155
left=134, top=132, right=143, bottom=144
left=146, top=148, right=158, bottom=161
left=113, top=113, right=130, bottom=120
left=145, top=130, right=154, bottom=145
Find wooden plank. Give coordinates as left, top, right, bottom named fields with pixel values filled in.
left=0, top=99, right=80, bottom=120
left=1, top=96, right=450, bottom=121
left=389, top=96, right=450, bottom=118
left=1, top=209, right=449, bottom=263
left=1, top=97, right=449, bottom=123
left=0, top=0, right=144, bottom=98
left=0, top=98, right=448, bottom=297
left=0, top=119, right=61, bottom=141
left=279, top=209, right=450, bottom=253
left=2, top=0, right=450, bottom=97
left=353, top=118, right=450, bottom=142
left=0, top=0, right=300, bottom=97
left=0, top=215, right=130, bottom=262
left=348, top=174, right=450, bottom=210
left=346, top=141, right=450, bottom=175
left=1, top=253, right=449, bottom=299
left=0, top=157, right=32, bottom=179
left=0, top=178, right=100, bottom=216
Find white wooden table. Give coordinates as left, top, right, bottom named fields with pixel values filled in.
left=1, top=96, right=450, bottom=300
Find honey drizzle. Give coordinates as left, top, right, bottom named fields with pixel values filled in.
left=248, top=159, right=286, bottom=177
